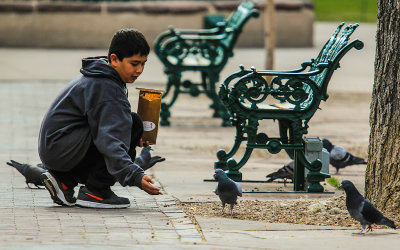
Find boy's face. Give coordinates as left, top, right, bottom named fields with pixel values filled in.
left=109, top=53, right=148, bottom=83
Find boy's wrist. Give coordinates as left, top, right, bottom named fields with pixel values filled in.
left=134, top=172, right=145, bottom=188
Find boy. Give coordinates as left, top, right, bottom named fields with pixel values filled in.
left=39, top=28, right=161, bottom=209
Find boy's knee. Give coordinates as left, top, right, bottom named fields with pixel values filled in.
left=131, top=112, right=143, bottom=131
left=130, top=112, right=143, bottom=147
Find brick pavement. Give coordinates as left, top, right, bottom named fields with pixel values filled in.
left=0, top=81, right=213, bottom=249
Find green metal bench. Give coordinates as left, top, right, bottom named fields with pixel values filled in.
left=154, top=0, right=259, bottom=126
left=215, top=23, right=364, bottom=192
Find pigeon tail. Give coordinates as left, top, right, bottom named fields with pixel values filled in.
left=134, top=147, right=165, bottom=171
left=350, top=155, right=367, bottom=165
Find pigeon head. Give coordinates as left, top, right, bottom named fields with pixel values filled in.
left=322, top=138, right=334, bottom=152
left=214, top=169, right=228, bottom=181
left=339, top=180, right=360, bottom=195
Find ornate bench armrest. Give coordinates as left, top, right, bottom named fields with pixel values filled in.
left=220, top=67, right=324, bottom=112
left=220, top=64, right=328, bottom=93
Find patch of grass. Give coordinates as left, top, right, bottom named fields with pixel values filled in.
left=326, top=177, right=341, bottom=190
left=312, top=0, right=378, bottom=23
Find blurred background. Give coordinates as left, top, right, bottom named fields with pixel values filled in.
left=0, top=0, right=377, bottom=49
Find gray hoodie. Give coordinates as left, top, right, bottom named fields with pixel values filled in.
left=38, top=56, right=144, bottom=188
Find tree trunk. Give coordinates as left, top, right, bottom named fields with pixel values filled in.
left=365, top=0, right=400, bottom=212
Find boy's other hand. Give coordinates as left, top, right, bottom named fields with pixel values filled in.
left=139, top=138, right=150, bottom=148
left=141, top=175, right=161, bottom=195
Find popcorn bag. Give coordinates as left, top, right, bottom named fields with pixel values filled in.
left=136, top=88, right=164, bottom=144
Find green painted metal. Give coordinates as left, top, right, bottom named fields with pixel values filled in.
left=215, top=23, right=364, bottom=192
left=153, top=0, right=259, bottom=126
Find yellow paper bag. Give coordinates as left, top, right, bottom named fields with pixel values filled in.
left=136, top=88, right=164, bottom=144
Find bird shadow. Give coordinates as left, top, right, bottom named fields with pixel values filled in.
left=352, top=231, right=398, bottom=237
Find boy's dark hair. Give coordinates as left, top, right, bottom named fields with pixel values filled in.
left=108, top=28, right=150, bottom=62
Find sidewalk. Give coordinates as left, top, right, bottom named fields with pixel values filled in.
left=1, top=22, right=399, bottom=249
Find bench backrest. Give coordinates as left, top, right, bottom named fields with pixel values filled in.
left=302, top=23, right=362, bottom=104
left=220, top=0, right=259, bottom=50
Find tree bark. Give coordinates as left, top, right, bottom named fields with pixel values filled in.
left=365, top=0, right=400, bottom=212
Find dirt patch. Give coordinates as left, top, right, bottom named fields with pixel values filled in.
left=177, top=195, right=399, bottom=229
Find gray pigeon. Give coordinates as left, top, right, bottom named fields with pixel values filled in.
left=323, top=139, right=367, bottom=174
left=214, top=169, right=242, bottom=216
left=134, top=146, right=165, bottom=171
left=266, top=160, right=294, bottom=186
left=6, top=160, right=47, bottom=189
left=340, top=180, right=396, bottom=234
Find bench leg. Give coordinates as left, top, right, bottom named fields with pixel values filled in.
left=216, top=120, right=257, bottom=181
left=215, top=120, right=246, bottom=170
left=160, top=72, right=182, bottom=126
left=202, top=72, right=230, bottom=124
left=279, top=120, right=295, bottom=159
left=226, top=147, right=254, bottom=181
left=227, top=122, right=258, bottom=181
left=294, top=150, right=306, bottom=191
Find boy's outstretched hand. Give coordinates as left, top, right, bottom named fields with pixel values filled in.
left=141, top=175, right=161, bottom=195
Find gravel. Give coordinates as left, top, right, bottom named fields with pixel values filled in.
left=177, top=195, right=399, bottom=229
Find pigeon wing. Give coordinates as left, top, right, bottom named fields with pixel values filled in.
left=360, top=199, right=384, bottom=224
left=214, top=185, right=219, bottom=195
left=36, top=163, right=46, bottom=170
left=24, top=165, right=46, bottom=186
left=266, top=161, right=294, bottom=181
left=330, top=145, right=347, bottom=161
left=234, top=181, right=242, bottom=197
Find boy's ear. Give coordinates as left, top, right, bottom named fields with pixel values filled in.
left=109, top=54, right=120, bottom=67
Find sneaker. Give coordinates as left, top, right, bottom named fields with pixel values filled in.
left=41, top=172, right=76, bottom=206
left=75, top=186, right=130, bottom=209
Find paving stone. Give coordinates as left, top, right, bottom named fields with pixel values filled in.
left=0, top=79, right=204, bottom=248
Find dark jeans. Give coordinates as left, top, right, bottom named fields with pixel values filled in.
left=49, top=112, right=143, bottom=195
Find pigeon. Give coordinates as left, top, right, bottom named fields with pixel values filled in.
left=339, top=180, right=396, bottom=234
left=214, top=169, right=242, bottom=216
left=322, top=138, right=367, bottom=174
left=265, top=160, right=294, bottom=186
left=6, top=160, right=47, bottom=189
left=134, top=146, right=165, bottom=171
